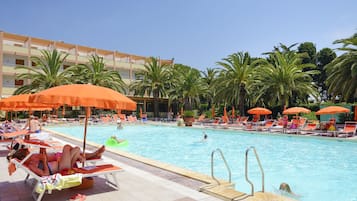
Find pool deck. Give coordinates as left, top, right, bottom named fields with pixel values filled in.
left=0, top=122, right=306, bottom=201
left=0, top=138, right=222, bottom=201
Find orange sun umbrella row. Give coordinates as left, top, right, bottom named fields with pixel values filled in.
left=28, top=84, right=137, bottom=154
left=0, top=84, right=137, bottom=156
left=247, top=106, right=351, bottom=116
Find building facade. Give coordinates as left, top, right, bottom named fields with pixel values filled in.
left=0, top=31, right=173, bottom=117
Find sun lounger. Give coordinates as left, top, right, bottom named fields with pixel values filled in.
left=299, top=123, right=318, bottom=135
left=2, top=129, right=29, bottom=139
left=258, top=121, right=274, bottom=131
left=337, top=122, right=357, bottom=138
left=11, top=158, right=123, bottom=201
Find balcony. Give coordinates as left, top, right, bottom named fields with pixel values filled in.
left=30, top=48, right=43, bottom=56
left=77, top=55, right=89, bottom=64
left=2, top=65, right=28, bottom=74
left=2, top=87, right=16, bottom=96
left=115, top=62, right=131, bottom=70
left=3, top=44, right=28, bottom=56
left=132, top=63, right=145, bottom=70
left=66, top=54, right=77, bottom=63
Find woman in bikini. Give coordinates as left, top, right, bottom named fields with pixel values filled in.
left=22, top=145, right=105, bottom=176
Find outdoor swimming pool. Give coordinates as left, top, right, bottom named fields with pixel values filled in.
left=48, top=124, right=357, bottom=201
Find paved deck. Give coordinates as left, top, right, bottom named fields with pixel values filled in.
left=0, top=137, right=222, bottom=201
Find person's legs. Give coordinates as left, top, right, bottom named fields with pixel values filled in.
left=58, top=145, right=72, bottom=171
left=84, top=145, right=105, bottom=160
left=69, top=146, right=84, bottom=167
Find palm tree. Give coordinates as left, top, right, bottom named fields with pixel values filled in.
left=201, top=67, right=219, bottom=110
left=67, top=55, right=126, bottom=93
left=325, top=33, right=357, bottom=102
left=253, top=51, right=319, bottom=109
left=129, top=57, right=171, bottom=118
left=169, top=66, right=206, bottom=111
left=216, top=52, right=255, bottom=116
left=14, top=49, right=73, bottom=94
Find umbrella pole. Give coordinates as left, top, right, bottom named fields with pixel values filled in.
left=82, top=107, right=89, bottom=166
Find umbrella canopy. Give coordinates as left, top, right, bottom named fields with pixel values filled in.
left=0, top=106, right=53, bottom=112
left=283, top=107, right=311, bottom=115
left=315, top=106, right=350, bottom=115
left=222, top=106, right=228, bottom=123
left=0, top=94, right=58, bottom=110
left=247, top=107, right=272, bottom=115
left=29, top=84, right=137, bottom=154
left=29, top=84, right=136, bottom=110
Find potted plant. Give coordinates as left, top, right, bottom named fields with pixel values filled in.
left=183, top=110, right=195, bottom=126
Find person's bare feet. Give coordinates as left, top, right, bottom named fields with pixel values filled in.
left=93, top=145, right=105, bottom=159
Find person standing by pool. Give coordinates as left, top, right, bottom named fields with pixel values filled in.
left=23, top=115, right=42, bottom=133
left=116, top=118, right=123, bottom=129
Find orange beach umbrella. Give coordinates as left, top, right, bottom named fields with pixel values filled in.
left=315, top=106, right=350, bottom=115
left=247, top=107, right=272, bottom=115
left=222, top=106, right=228, bottom=123
left=29, top=84, right=137, bottom=154
left=0, top=94, right=58, bottom=110
left=211, top=105, right=215, bottom=118
left=283, top=107, right=311, bottom=115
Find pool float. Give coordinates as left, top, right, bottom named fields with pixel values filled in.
left=105, top=138, right=128, bottom=147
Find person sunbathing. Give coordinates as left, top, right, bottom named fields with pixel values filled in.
left=11, top=145, right=105, bottom=176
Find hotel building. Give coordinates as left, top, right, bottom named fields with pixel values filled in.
left=0, top=31, right=174, bottom=117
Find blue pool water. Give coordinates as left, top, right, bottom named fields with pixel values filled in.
left=48, top=124, right=357, bottom=201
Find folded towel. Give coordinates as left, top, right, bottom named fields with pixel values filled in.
left=36, top=173, right=82, bottom=193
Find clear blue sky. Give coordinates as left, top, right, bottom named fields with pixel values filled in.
left=1, top=0, right=356, bottom=70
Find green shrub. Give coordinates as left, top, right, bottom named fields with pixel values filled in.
left=184, top=110, right=194, bottom=117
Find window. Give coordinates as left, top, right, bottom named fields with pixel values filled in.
left=15, top=59, right=25, bottom=66
left=134, top=73, right=143, bottom=80
left=15, top=80, right=24, bottom=86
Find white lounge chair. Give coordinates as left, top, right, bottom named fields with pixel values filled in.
left=337, top=121, right=357, bottom=138
left=8, top=139, right=123, bottom=201
left=10, top=157, right=123, bottom=201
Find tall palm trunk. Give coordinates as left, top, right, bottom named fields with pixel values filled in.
left=238, top=84, right=246, bottom=116
left=153, top=89, right=160, bottom=119
left=184, top=97, right=192, bottom=111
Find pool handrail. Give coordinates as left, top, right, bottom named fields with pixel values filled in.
left=211, top=148, right=232, bottom=184
left=245, top=146, right=265, bottom=196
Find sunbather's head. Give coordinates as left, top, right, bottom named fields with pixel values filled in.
left=7, top=148, right=29, bottom=162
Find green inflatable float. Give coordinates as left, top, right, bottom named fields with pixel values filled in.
left=105, top=137, right=128, bottom=147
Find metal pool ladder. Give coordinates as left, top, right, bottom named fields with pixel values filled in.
left=211, top=148, right=232, bottom=185
left=245, top=146, right=265, bottom=195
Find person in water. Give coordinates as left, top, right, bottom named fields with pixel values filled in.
left=11, top=145, right=105, bottom=176
left=202, top=132, right=208, bottom=141
left=111, top=135, right=126, bottom=143
left=279, top=182, right=300, bottom=198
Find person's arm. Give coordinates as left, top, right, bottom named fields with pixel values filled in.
left=27, top=154, right=50, bottom=176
